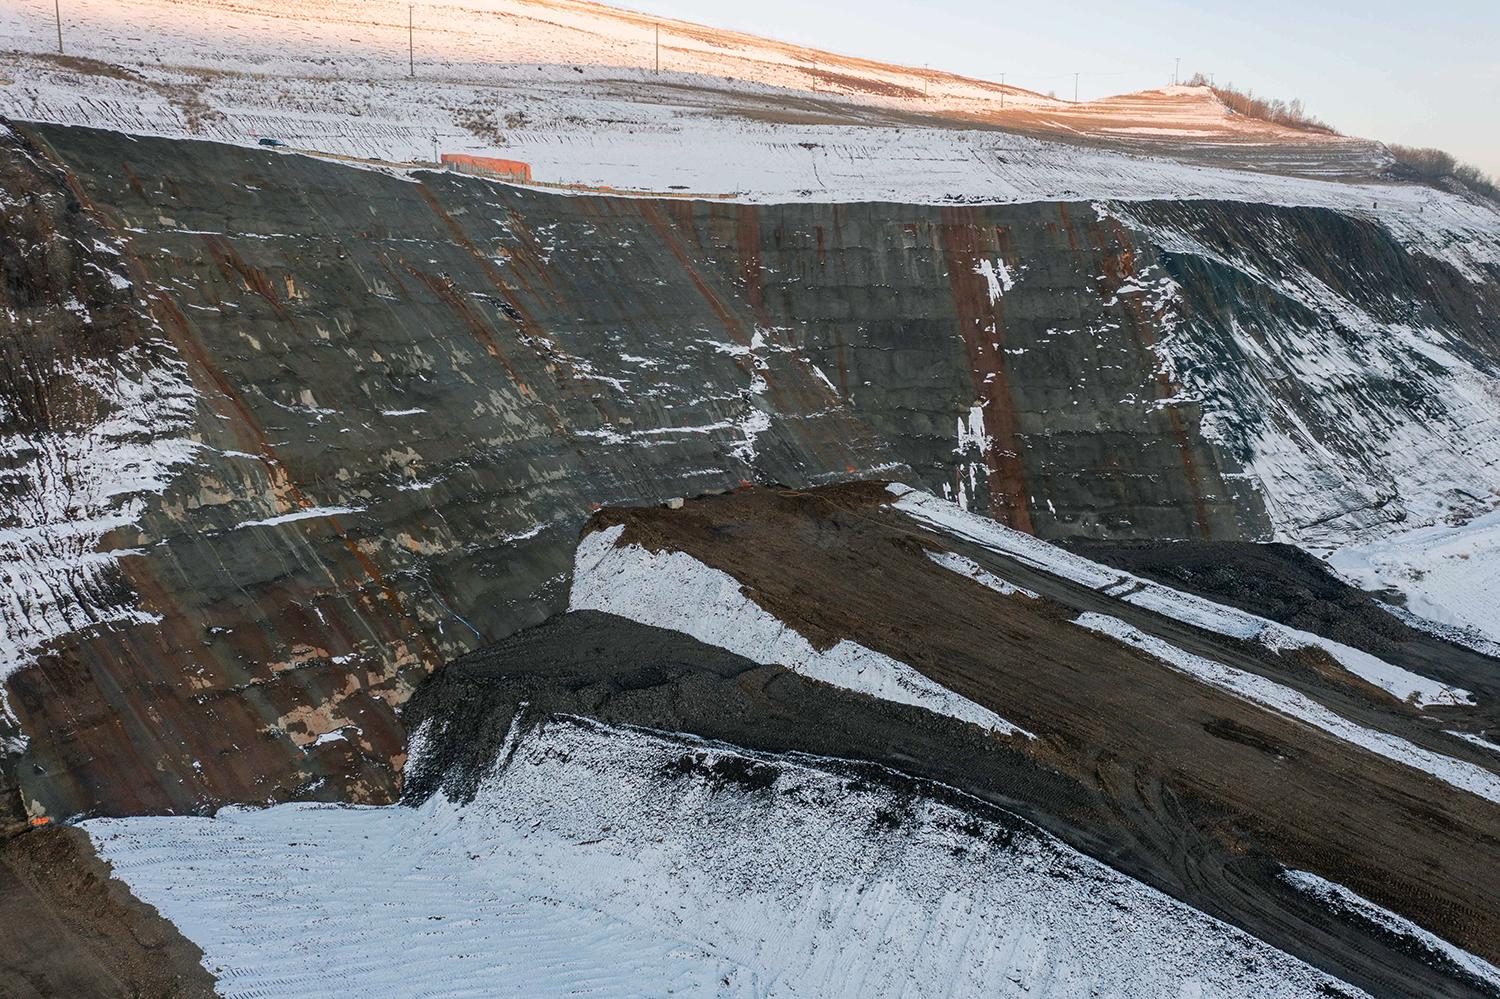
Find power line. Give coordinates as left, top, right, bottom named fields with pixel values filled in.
left=408, top=5, right=414, bottom=78
left=54, top=0, right=63, bottom=55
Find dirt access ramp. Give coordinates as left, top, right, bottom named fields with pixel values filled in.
left=576, top=482, right=1500, bottom=980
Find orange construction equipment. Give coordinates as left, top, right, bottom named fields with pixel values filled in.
left=29, top=816, right=51, bottom=827
left=440, top=153, right=532, bottom=183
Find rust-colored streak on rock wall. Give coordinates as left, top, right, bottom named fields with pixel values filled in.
left=938, top=206, right=1033, bottom=532
left=1, top=126, right=913, bottom=819
left=734, top=202, right=767, bottom=322
left=1077, top=207, right=1213, bottom=538
left=20, top=125, right=1446, bottom=820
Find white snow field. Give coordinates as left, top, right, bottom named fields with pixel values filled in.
left=570, top=524, right=1032, bottom=737
left=85, top=717, right=1370, bottom=999
left=2, top=0, right=1498, bottom=267
left=1329, top=507, right=1500, bottom=655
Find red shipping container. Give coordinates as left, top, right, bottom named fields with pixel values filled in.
left=440, top=153, right=532, bottom=182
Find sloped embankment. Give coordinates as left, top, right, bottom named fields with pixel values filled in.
left=87, top=712, right=1371, bottom=999
left=413, top=483, right=1500, bottom=996
left=3, top=120, right=1497, bottom=823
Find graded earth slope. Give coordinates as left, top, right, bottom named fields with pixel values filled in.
left=535, top=482, right=1500, bottom=995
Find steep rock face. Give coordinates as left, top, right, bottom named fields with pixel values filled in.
left=1119, top=201, right=1500, bottom=544
left=2, top=121, right=1496, bottom=820
left=0, top=125, right=198, bottom=831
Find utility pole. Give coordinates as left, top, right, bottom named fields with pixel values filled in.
left=431, top=133, right=437, bottom=164
left=1174, top=57, right=1180, bottom=86
left=408, top=5, right=414, bottom=78
left=924, top=64, right=929, bottom=98
left=655, top=23, right=659, bottom=74
left=1074, top=72, right=1079, bottom=103
left=1000, top=72, right=1005, bottom=109
left=54, top=0, right=63, bottom=55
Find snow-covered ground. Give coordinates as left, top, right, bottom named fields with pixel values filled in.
left=570, top=524, right=1031, bottom=737
left=84, top=716, right=1371, bottom=999
left=1328, top=507, right=1500, bottom=654
left=2, top=0, right=1497, bottom=260
left=0, top=0, right=1341, bottom=139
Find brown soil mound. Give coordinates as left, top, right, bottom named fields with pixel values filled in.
left=0, top=825, right=217, bottom=998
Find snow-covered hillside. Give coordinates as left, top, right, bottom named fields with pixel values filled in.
left=0, top=0, right=1490, bottom=227
left=84, top=717, right=1371, bottom=999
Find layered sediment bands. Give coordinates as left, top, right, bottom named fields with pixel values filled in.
left=3, top=121, right=1495, bottom=819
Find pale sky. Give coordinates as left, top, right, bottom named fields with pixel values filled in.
left=622, top=0, right=1500, bottom=178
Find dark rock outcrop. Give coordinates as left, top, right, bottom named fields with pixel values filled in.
left=2, top=121, right=1496, bottom=822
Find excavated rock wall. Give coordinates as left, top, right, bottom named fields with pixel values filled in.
left=3, top=121, right=1493, bottom=819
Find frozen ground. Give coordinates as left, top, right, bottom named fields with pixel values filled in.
left=1328, top=507, right=1500, bottom=654
left=85, top=717, right=1370, bottom=999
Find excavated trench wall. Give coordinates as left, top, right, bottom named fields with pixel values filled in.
left=2, top=122, right=1494, bottom=820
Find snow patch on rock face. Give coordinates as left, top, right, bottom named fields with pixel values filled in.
left=1123, top=576, right=1472, bottom=708
left=570, top=524, right=1029, bottom=737
left=1281, top=870, right=1500, bottom=992
left=974, top=258, right=1015, bottom=303
left=947, top=403, right=991, bottom=511
left=891, top=484, right=1121, bottom=588
left=85, top=718, right=1369, bottom=999
left=891, top=487, right=1469, bottom=708
left=0, top=346, right=198, bottom=677
left=1074, top=612, right=1500, bottom=806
